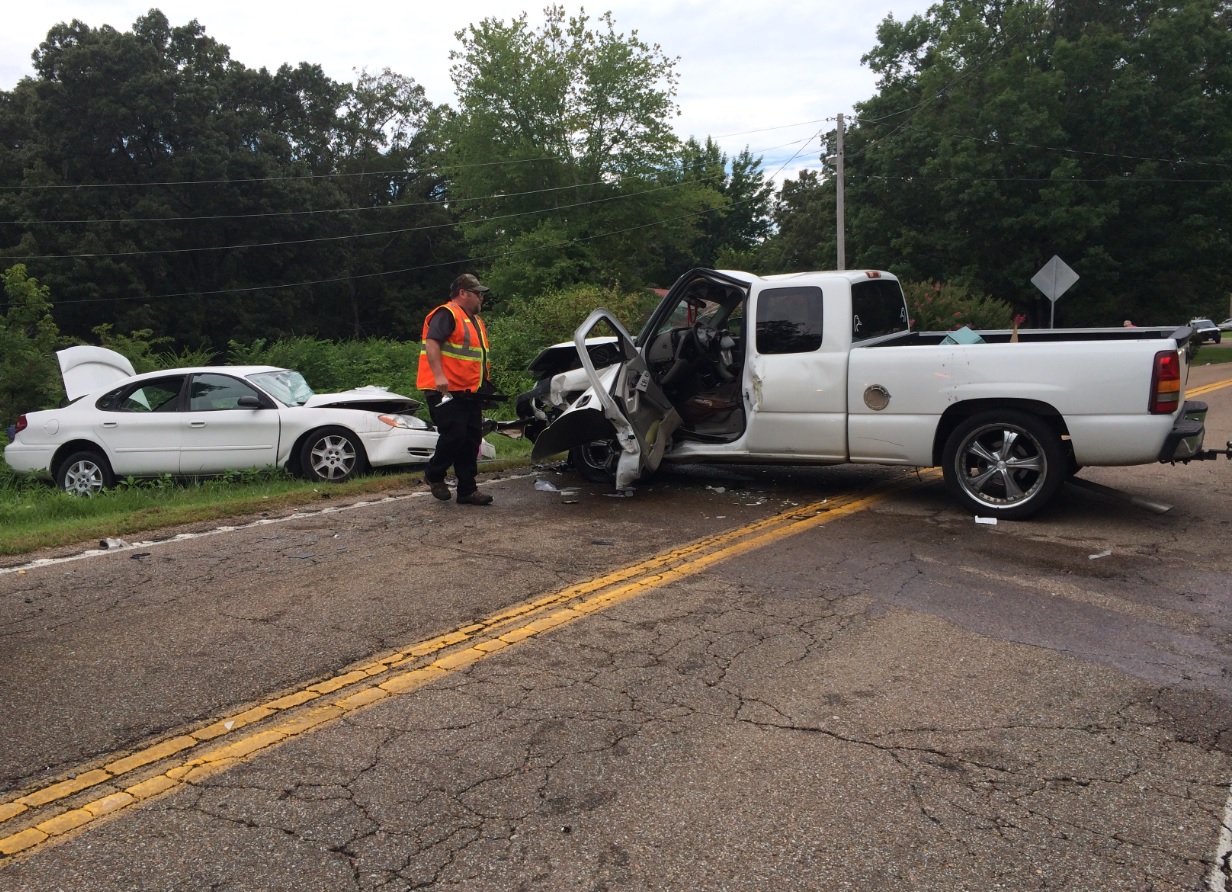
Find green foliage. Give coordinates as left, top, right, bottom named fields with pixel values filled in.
left=901, top=280, right=1015, bottom=331
left=441, top=6, right=705, bottom=298
left=756, top=170, right=836, bottom=273
left=91, top=324, right=216, bottom=373
left=485, top=283, right=661, bottom=408
left=829, top=0, right=1232, bottom=326
left=226, top=337, right=424, bottom=396
left=2, top=12, right=453, bottom=350
left=0, top=265, right=64, bottom=422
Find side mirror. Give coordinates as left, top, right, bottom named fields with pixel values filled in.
left=236, top=395, right=261, bottom=409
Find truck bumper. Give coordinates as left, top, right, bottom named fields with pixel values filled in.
left=1158, top=400, right=1207, bottom=461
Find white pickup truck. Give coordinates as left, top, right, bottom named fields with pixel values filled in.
left=513, top=268, right=1226, bottom=519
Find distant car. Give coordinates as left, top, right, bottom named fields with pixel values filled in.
left=3, top=346, right=494, bottom=496
left=1219, top=318, right=1232, bottom=332
left=1190, top=318, right=1222, bottom=344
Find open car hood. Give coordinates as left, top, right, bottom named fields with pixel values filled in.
left=57, top=346, right=137, bottom=401
left=302, top=386, right=420, bottom=413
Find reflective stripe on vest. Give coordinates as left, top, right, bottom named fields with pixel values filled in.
left=416, top=302, right=490, bottom=392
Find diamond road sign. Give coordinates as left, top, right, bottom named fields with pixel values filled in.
left=1031, top=255, right=1079, bottom=303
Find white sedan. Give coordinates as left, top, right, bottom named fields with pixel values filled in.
left=4, top=346, right=493, bottom=495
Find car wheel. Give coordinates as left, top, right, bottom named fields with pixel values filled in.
left=941, top=410, right=1064, bottom=520
left=300, top=427, right=367, bottom=483
left=570, top=438, right=620, bottom=484
left=56, top=449, right=115, bottom=497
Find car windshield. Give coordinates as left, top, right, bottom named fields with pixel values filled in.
left=248, top=369, right=315, bottom=406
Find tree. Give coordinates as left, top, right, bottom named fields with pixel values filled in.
left=440, top=6, right=698, bottom=300
left=656, top=138, right=774, bottom=277
left=0, top=12, right=460, bottom=349
left=0, top=265, right=63, bottom=425
left=757, top=169, right=836, bottom=273
left=766, top=0, right=1232, bottom=325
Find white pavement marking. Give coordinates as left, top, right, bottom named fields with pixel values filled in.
left=1212, top=783, right=1232, bottom=891
left=0, top=473, right=537, bottom=578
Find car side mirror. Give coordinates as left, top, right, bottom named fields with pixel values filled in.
left=236, top=395, right=261, bottom=409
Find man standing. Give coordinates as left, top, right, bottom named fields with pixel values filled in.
left=416, top=273, right=494, bottom=505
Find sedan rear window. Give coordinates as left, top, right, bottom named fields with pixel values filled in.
left=97, top=376, right=185, bottom=412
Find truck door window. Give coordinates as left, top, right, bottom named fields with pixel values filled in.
left=756, top=287, right=823, bottom=354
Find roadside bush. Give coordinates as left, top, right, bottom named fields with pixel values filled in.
left=0, top=265, right=63, bottom=424
left=902, top=280, right=1015, bottom=331
left=91, top=324, right=216, bottom=373
left=226, top=337, right=423, bottom=396
left=485, top=283, right=661, bottom=412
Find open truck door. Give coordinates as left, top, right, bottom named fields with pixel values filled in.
left=530, top=309, right=681, bottom=488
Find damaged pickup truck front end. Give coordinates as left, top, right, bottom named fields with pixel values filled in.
left=516, top=269, right=751, bottom=488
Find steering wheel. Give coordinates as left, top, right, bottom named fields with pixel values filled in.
left=690, top=322, right=737, bottom=382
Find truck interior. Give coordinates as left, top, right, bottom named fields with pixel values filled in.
left=637, top=272, right=749, bottom=443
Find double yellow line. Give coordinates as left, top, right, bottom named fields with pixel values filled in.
left=0, top=470, right=934, bottom=861
left=1186, top=377, right=1232, bottom=398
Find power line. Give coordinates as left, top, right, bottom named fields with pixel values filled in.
left=7, top=178, right=719, bottom=260
left=43, top=192, right=770, bottom=308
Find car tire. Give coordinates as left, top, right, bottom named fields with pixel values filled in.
left=570, top=439, right=620, bottom=484
left=941, top=410, right=1065, bottom=520
left=56, top=449, right=115, bottom=497
left=299, top=427, right=367, bottom=483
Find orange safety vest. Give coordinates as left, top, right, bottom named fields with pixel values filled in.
left=416, top=301, right=491, bottom=392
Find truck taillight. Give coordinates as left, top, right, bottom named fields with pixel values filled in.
left=14, top=415, right=27, bottom=434
left=1148, top=350, right=1181, bottom=414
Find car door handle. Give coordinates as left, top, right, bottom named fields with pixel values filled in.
left=102, top=421, right=118, bottom=428
left=188, top=420, right=207, bottom=428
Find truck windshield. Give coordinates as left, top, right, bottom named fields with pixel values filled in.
left=852, top=279, right=910, bottom=342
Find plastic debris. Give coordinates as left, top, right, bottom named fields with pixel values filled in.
left=1088, top=549, right=1112, bottom=559
left=534, top=480, right=560, bottom=492
left=130, top=553, right=151, bottom=560
left=99, top=538, right=129, bottom=549
left=706, top=485, right=726, bottom=494
left=974, top=517, right=998, bottom=525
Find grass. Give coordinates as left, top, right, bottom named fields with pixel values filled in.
left=0, top=435, right=533, bottom=557
left=1192, top=343, right=1232, bottom=365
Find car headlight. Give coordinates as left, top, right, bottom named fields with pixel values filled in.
left=378, top=414, right=428, bottom=430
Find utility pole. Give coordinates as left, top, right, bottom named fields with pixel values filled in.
left=835, top=112, right=846, bottom=271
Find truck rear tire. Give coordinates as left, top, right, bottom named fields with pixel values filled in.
left=941, top=410, right=1064, bottom=520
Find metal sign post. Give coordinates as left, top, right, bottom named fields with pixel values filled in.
left=1031, top=256, right=1079, bottom=328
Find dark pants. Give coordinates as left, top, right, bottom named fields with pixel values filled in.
left=424, top=394, right=483, bottom=496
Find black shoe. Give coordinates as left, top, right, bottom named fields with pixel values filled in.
left=426, top=479, right=451, bottom=501
left=456, top=490, right=493, bottom=506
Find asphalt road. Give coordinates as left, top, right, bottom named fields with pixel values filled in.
left=1, top=366, right=1230, bottom=891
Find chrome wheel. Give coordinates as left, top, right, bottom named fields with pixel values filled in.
left=942, top=411, right=1063, bottom=519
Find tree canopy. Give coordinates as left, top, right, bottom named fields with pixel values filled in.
left=0, top=11, right=456, bottom=347
left=439, top=5, right=711, bottom=300
left=766, top=0, right=1232, bottom=325
left=2, top=0, right=1229, bottom=359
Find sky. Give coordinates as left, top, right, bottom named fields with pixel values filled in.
left=1, top=1, right=936, bottom=183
